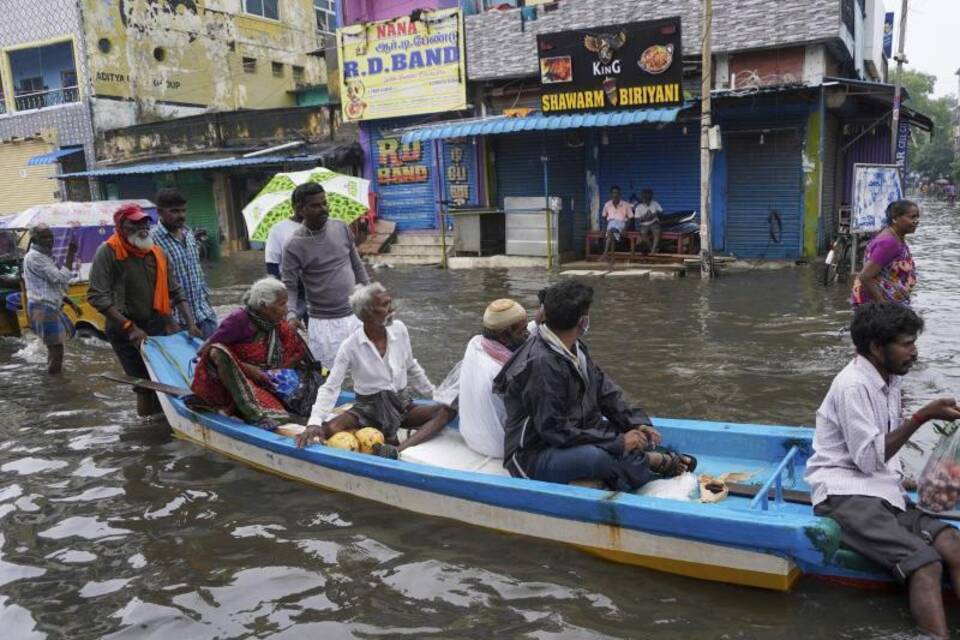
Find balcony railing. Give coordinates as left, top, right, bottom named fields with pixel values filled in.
left=13, top=86, right=80, bottom=111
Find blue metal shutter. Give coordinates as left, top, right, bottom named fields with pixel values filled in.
left=725, top=129, right=804, bottom=259
left=494, top=132, right=586, bottom=251
left=369, top=119, right=438, bottom=231
left=597, top=124, right=700, bottom=214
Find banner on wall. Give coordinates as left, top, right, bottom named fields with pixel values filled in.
left=536, top=17, right=683, bottom=113
left=883, top=12, right=894, bottom=58
left=852, top=164, right=903, bottom=233
left=443, top=138, right=480, bottom=208
left=338, top=8, right=467, bottom=122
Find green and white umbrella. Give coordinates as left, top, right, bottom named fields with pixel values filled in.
left=242, top=167, right=371, bottom=243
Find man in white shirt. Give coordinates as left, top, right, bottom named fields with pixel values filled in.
left=632, top=188, right=663, bottom=254
left=805, top=303, right=960, bottom=639
left=458, top=299, right=530, bottom=458
left=264, top=212, right=302, bottom=278
left=296, top=283, right=454, bottom=458
left=600, top=185, right=633, bottom=263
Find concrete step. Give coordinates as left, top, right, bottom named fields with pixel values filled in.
left=367, top=254, right=442, bottom=266
left=385, top=244, right=449, bottom=256
left=393, top=233, right=444, bottom=246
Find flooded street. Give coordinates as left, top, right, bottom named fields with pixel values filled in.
left=1, top=197, right=958, bottom=639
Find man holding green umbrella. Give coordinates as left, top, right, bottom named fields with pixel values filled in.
left=281, top=183, right=369, bottom=366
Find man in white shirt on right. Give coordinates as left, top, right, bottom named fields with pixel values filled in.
left=458, top=298, right=530, bottom=458
left=632, top=188, right=663, bottom=254
left=805, top=303, right=960, bottom=640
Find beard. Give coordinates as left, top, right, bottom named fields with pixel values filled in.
left=128, top=233, right=154, bottom=251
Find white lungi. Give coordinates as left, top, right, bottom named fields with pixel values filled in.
left=307, top=315, right=362, bottom=367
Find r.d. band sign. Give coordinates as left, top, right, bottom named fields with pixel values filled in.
left=537, top=17, right=683, bottom=113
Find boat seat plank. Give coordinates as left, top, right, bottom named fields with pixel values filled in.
left=401, top=427, right=510, bottom=476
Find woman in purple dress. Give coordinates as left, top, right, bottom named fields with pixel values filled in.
left=851, top=200, right=920, bottom=307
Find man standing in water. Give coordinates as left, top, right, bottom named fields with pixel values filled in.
left=151, top=188, right=218, bottom=338
left=22, top=224, right=82, bottom=374
left=281, top=183, right=369, bottom=366
left=88, top=204, right=201, bottom=416
left=806, top=303, right=960, bottom=640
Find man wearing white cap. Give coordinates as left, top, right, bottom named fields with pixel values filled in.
left=457, top=299, right=530, bottom=458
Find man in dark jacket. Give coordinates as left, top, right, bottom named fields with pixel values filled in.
left=493, top=280, right=695, bottom=491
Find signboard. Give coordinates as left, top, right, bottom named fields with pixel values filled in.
left=852, top=164, right=903, bottom=233
left=443, top=138, right=480, bottom=208
left=536, top=17, right=682, bottom=114
left=883, top=12, right=894, bottom=58
left=894, top=117, right=910, bottom=176
left=338, top=8, right=467, bottom=122
left=371, top=126, right=438, bottom=231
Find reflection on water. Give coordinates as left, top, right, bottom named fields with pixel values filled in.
left=1, top=198, right=957, bottom=638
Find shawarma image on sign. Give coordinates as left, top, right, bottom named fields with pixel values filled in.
left=540, top=56, right=573, bottom=84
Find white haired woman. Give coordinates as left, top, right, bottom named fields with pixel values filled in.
left=295, top=282, right=455, bottom=458
left=190, top=277, right=310, bottom=430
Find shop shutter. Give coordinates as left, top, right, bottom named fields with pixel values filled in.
left=597, top=124, right=700, bottom=215
left=494, top=132, right=586, bottom=250
left=821, top=114, right=841, bottom=247
left=725, top=129, right=804, bottom=259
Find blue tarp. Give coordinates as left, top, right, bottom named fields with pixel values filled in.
left=400, top=106, right=688, bottom=143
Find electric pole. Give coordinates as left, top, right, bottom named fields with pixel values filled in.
left=890, top=0, right=908, bottom=170
left=699, top=0, right=715, bottom=278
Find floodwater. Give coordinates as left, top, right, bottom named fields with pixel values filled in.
left=1, top=198, right=957, bottom=639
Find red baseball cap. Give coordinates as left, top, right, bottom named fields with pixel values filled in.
left=113, top=203, right=150, bottom=226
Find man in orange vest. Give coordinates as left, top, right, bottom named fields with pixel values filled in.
left=88, top=204, right=203, bottom=416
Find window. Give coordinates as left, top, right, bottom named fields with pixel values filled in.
left=242, top=57, right=257, bottom=74
left=314, top=0, right=335, bottom=33
left=272, top=61, right=284, bottom=77
left=8, top=41, right=79, bottom=111
left=0, top=70, right=5, bottom=114
left=244, top=0, right=278, bottom=20
left=292, top=65, right=305, bottom=85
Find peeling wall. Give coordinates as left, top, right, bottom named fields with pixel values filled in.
left=82, top=0, right=325, bottom=131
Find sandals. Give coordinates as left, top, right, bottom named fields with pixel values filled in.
left=650, top=447, right=697, bottom=477
left=372, top=443, right=399, bottom=460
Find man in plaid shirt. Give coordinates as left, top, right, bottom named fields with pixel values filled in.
left=151, top=188, right=218, bottom=338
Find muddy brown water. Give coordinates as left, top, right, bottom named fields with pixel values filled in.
left=1, top=198, right=957, bottom=638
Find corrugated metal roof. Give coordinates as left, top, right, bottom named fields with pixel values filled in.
left=399, top=106, right=688, bottom=143
left=27, top=147, right=83, bottom=166
left=56, top=147, right=349, bottom=179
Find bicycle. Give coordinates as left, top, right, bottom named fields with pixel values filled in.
left=823, top=206, right=867, bottom=286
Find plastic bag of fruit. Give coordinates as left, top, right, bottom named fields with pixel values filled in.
left=917, top=422, right=960, bottom=513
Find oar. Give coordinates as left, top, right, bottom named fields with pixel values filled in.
left=100, top=373, right=193, bottom=397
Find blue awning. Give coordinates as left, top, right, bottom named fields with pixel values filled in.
left=27, top=147, right=84, bottom=166
left=400, top=106, right=689, bottom=143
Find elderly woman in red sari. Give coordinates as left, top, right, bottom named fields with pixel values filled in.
left=191, top=278, right=308, bottom=430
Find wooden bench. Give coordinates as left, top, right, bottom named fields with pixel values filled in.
left=585, top=229, right=699, bottom=261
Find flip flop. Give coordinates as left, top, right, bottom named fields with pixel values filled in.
left=650, top=447, right=697, bottom=477
left=372, top=443, right=399, bottom=460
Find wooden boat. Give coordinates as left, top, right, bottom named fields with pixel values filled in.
left=141, top=333, right=925, bottom=592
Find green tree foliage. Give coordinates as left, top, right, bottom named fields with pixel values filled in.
left=899, top=70, right=958, bottom=180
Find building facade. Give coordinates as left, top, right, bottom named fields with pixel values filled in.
left=336, top=0, right=928, bottom=261
left=0, top=0, right=327, bottom=217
